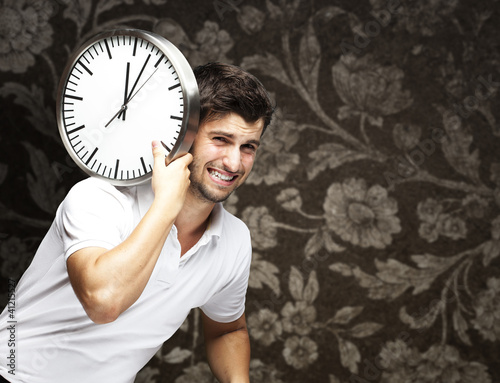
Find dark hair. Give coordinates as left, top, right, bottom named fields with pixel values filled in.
left=193, top=62, right=275, bottom=134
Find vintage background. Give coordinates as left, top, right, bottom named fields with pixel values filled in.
left=1, top=0, right=500, bottom=382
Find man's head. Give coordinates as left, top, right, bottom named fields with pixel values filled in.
left=187, top=63, right=274, bottom=204
left=193, top=62, right=275, bottom=136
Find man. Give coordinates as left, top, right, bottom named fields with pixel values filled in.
left=0, top=62, right=274, bottom=383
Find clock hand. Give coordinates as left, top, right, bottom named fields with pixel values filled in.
left=125, top=55, right=151, bottom=103
left=118, top=62, right=130, bottom=121
left=104, top=67, right=158, bottom=128
left=105, top=105, right=128, bottom=128
left=124, top=67, right=159, bottom=105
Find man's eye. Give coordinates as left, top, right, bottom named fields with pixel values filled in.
left=214, top=137, right=227, bottom=142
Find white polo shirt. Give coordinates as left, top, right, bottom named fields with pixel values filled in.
left=0, top=178, right=251, bottom=383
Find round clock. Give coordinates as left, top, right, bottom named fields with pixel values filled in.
left=56, top=29, right=199, bottom=186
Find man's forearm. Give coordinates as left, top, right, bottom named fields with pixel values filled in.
left=205, top=327, right=250, bottom=383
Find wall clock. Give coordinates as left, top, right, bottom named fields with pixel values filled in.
left=56, top=29, right=199, bottom=186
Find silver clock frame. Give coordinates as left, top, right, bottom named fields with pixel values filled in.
left=56, top=29, right=200, bottom=186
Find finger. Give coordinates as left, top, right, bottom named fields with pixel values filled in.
left=171, top=152, right=193, bottom=166
left=151, top=140, right=167, bottom=165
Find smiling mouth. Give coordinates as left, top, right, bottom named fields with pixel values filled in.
left=208, top=168, right=238, bottom=183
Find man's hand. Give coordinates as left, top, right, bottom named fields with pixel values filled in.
left=151, top=140, right=192, bottom=217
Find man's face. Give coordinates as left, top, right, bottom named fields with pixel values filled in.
left=188, top=112, right=264, bottom=204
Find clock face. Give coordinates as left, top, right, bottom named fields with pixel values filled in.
left=56, top=29, right=199, bottom=186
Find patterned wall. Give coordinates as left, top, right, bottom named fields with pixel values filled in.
left=1, top=0, right=499, bottom=382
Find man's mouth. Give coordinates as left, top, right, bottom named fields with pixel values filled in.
left=208, top=168, right=238, bottom=183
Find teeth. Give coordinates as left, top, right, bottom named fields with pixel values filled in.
left=210, top=169, right=234, bottom=181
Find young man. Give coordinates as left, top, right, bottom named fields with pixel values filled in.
left=0, top=62, right=274, bottom=383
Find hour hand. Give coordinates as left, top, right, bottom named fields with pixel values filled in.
left=105, top=105, right=127, bottom=128
left=118, top=62, right=130, bottom=121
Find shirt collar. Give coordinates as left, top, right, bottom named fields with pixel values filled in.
left=207, top=203, right=223, bottom=239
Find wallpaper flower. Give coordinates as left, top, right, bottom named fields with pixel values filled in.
left=0, top=0, right=499, bottom=382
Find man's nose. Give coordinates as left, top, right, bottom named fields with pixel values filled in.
left=222, top=146, right=241, bottom=173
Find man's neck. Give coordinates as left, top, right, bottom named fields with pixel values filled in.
left=174, top=192, right=215, bottom=256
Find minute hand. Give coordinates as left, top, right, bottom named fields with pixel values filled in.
left=126, top=55, right=151, bottom=103
left=104, top=68, right=159, bottom=128
left=125, top=67, right=159, bottom=105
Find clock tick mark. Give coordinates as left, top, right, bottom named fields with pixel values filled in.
left=85, top=147, right=98, bottom=165
left=67, top=125, right=85, bottom=135
left=65, top=94, right=83, bottom=101
left=133, top=37, right=138, bottom=56
left=104, top=39, right=112, bottom=59
left=114, top=159, right=120, bottom=179
left=78, top=61, right=93, bottom=76
left=168, top=83, right=181, bottom=91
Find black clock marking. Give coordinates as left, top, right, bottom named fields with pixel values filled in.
left=85, top=147, right=98, bottom=165
left=65, top=94, right=83, bottom=101
left=78, top=61, right=93, bottom=76
left=104, top=39, right=112, bottom=59
left=154, top=54, right=165, bottom=68
left=168, top=83, right=181, bottom=91
left=114, top=160, right=120, bottom=179
left=161, top=141, right=172, bottom=152
left=170, top=115, right=182, bottom=121
left=133, top=37, right=138, bottom=56
left=140, top=157, right=147, bottom=173
left=67, top=125, right=85, bottom=135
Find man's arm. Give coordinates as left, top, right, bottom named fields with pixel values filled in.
left=67, top=142, right=192, bottom=324
left=202, top=312, right=250, bottom=383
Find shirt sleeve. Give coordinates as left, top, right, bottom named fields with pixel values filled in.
left=200, top=230, right=252, bottom=323
left=56, top=179, right=132, bottom=261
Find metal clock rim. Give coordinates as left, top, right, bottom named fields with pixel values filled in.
left=56, top=28, right=200, bottom=187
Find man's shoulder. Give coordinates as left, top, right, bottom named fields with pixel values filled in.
left=68, top=177, right=134, bottom=199
left=217, top=204, right=251, bottom=242
left=62, top=177, right=136, bottom=212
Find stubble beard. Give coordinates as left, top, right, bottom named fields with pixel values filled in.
left=188, top=159, right=236, bottom=204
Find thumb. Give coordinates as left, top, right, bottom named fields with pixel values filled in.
left=151, top=140, right=167, bottom=166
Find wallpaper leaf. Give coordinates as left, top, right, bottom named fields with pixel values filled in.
left=63, top=0, right=92, bottom=34
left=22, top=141, right=66, bottom=214
left=298, top=19, right=320, bottom=97
left=0, top=83, right=59, bottom=141
left=241, top=53, right=294, bottom=88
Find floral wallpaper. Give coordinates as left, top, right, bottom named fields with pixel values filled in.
left=1, top=0, right=500, bottom=382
